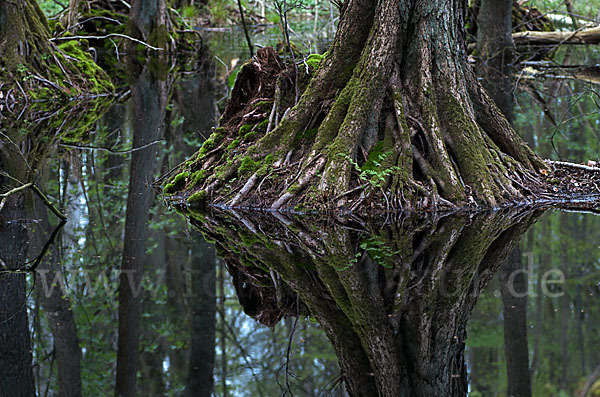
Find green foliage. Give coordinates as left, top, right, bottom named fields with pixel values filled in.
left=338, top=142, right=399, bottom=188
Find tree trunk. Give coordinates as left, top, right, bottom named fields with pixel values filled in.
left=166, top=0, right=547, bottom=212
left=115, top=64, right=169, bottom=397
left=129, top=0, right=170, bottom=48
left=190, top=205, right=543, bottom=396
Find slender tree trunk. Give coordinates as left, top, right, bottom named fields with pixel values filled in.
left=115, top=64, right=168, bottom=396
left=129, top=0, right=170, bottom=47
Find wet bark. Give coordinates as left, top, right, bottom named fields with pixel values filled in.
left=187, top=206, right=543, bottom=396
left=115, top=64, right=169, bottom=396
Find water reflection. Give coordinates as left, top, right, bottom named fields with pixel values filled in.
left=184, top=207, right=542, bottom=395
left=3, top=35, right=600, bottom=397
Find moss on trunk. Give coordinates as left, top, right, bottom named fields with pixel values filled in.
left=161, top=0, right=588, bottom=214
left=0, top=0, right=113, bottom=100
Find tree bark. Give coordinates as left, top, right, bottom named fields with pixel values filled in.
left=115, top=64, right=169, bottom=396
left=129, top=0, right=170, bottom=47
left=166, top=0, right=547, bottom=213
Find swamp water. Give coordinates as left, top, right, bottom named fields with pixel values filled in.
left=1, top=29, right=600, bottom=396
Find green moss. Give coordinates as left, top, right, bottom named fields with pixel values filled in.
left=293, top=127, right=318, bottom=146
left=305, top=52, right=326, bottom=71
left=256, top=118, right=269, bottom=132
left=238, top=156, right=259, bottom=175
left=164, top=171, right=189, bottom=194
left=243, top=131, right=258, bottom=141
left=198, top=128, right=226, bottom=157
left=187, top=190, right=207, bottom=206
left=190, top=170, right=208, bottom=187
left=238, top=124, right=253, bottom=136
left=256, top=154, right=275, bottom=177
left=227, top=139, right=240, bottom=151
left=56, top=40, right=114, bottom=94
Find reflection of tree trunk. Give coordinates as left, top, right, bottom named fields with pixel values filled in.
left=190, top=207, right=543, bottom=396
left=500, top=246, right=532, bottom=397
left=559, top=216, right=570, bottom=392
left=0, top=146, right=35, bottom=396
left=30, top=195, right=83, bottom=397
left=0, top=194, right=36, bottom=397
left=115, top=65, right=168, bottom=396
left=218, top=259, right=228, bottom=397
left=185, top=232, right=216, bottom=397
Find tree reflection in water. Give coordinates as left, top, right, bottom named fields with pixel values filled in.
left=185, top=207, right=543, bottom=396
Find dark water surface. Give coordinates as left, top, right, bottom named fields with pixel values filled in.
left=1, top=31, right=600, bottom=396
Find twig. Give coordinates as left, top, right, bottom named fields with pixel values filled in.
left=0, top=183, right=33, bottom=213
left=284, top=295, right=300, bottom=396
left=31, top=185, right=67, bottom=220
left=56, top=16, right=123, bottom=37
left=50, top=34, right=163, bottom=51
left=236, top=0, right=254, bottom=57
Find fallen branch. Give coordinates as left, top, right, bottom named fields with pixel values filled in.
left=547, top=160, right=600, bottom=172
left=513, top=26, right=600, bottom=45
